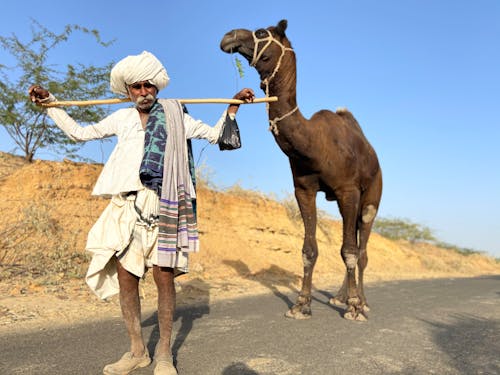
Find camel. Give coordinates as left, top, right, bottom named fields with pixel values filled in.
left=220, top=20, right=382, bottom=321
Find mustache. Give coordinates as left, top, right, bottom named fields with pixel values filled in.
left=135, top=94, right=155, bottom=106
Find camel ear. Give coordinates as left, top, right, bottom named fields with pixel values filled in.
left=276, top=19, right=288, bottom=37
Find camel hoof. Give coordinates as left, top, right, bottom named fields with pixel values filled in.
left=343, top=311, right=368, bottom=322
left=285, top=309, right=311, bottom=320
left=329, top=297, right=345, bottom=306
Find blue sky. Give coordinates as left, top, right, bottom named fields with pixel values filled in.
left=1, top=1, right=499, bottom=257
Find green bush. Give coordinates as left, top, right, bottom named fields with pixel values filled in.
left=373, top=217, right=436, bottom=243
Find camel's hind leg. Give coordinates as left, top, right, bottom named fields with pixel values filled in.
left=285, top=187, right=318, bottom=320
left=332, top=170, right=382, bottom=319
left=356, top=205, right=376, bottom=312
left=357, top=169, right=382, bottom=313
left=330, top=272, right=348, bottom=306
left=330, top=243, right=370, bottom=314
left=335, top=188, right=368, bottom=321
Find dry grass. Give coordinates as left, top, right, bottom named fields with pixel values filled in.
left=0, top=151, right=499, bottom=312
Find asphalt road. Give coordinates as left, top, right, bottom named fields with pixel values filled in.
left=1, top=276, right=499, bottom=375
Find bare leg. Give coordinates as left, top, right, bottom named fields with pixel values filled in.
left=152, top=266, right=178, bottom=374
left=152, top=265, right=176, bottom=357
left=116, top=259, right=146, bottom=356
left=103, top=260, right=151, bottom=374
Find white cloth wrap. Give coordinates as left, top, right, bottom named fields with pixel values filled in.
left=110, top=51, right=170, bottom=96
left=85, top=188, right=188, bottom=300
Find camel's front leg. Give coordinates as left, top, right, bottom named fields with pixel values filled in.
left=330, top=257, right=370, bottom=314
left=285, top=187, right=318, bottom=320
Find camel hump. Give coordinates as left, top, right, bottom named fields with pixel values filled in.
left=336, top=107, right=363, bottom=133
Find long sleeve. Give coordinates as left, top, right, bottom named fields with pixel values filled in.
left=47, top=107, right=119, bottom=141
left=183, top=110, right=228, bottom=144
left=45, top=107, right=146, bottom=196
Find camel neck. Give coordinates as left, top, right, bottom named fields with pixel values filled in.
left=264, top=68, right=300, bottom=134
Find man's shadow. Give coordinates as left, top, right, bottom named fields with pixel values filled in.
left=222, top=362, right=259, bottom=375
left=142, top=277, right=210, bottom=364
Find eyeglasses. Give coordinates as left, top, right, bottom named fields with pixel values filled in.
left=129, top=82, right=155, bottom=90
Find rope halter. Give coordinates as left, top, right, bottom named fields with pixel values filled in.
left=251, top=29, right=297, bottom=136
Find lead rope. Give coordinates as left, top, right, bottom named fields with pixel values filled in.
left=251, top=30, right=297, bottom=136
left=268, top=106, right=298, bottom=135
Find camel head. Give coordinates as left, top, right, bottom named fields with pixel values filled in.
left=220, top=20, right=293, bottom=85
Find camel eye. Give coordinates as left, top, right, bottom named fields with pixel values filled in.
left=255, top=28, right=268, bottom=38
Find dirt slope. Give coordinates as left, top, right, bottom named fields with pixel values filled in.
left=1, top=152, right=499, bottom=333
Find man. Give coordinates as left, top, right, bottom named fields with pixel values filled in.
left=29, top=50, right=255, bottom=375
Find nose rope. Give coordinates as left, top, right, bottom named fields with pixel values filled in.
left=251, top=30, right=297, bottom=136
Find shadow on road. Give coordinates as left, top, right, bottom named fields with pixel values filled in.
left=222, top=362, right=259, bottom=375
left=423, top=313, right=500, bottom=374
left=141, top=278, right=210, bottom=364
left=223, top=260, right=298, bottom=308
left=223, top=259, right=345, bottom=317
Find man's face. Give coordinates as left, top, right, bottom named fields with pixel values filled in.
left=127, top=81, right=158, bottom=112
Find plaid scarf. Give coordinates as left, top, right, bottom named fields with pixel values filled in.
left=139, top=101, right=167, bottom=194
left=139, top=100, right=199, bottom=265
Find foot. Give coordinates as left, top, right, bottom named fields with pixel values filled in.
left=103, top=351, right=151, bottom=375
left=284, top=294, right=312, bottom=320
left=285, top=307, right=311, bottom=320
left=343, top=297, right=368, bottom=322
left=154, top=354, right=178, bottom=375
left=329, top=296, right=346, bottom=306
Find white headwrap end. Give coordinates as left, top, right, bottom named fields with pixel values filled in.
left=110, top=51, right=170, bottom=96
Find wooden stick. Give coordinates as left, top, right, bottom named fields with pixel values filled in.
left=40, top=96, right=278, bottom=107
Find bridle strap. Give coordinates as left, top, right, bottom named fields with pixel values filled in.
left=251, top=29, right=297, bottom=135
left=251, top=29, right=294, bottom=90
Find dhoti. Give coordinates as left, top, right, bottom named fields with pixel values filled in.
left=85, top=188, right=189, bottom=299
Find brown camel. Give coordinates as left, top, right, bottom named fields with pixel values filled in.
left=220, top=20, right=382, bottom=321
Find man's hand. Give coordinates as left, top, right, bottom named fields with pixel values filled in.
left=233, top=88, right=255, bottom=103
left=28, top=85, right=55, bottom=105
left=228, top=88, right=255, bottom=115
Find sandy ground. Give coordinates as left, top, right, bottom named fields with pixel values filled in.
left=1, top=152, right=499, bottom=335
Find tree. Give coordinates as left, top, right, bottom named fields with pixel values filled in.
left=372, top=217, right=436, bottom=243
left=0, top=19, right=115, bottom=162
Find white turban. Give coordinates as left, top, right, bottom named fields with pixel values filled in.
left=110, top=51, right=170, bottom=96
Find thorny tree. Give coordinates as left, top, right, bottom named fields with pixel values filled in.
left=0, top=19, right=115, bottom=162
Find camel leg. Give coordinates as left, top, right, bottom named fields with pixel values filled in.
left=331, top=215, right=374, bottom=311
left=330, top=272, right=348, bottom=306
left=357, top=170, right=382, bottom=313
left=330, top=256, right=368, bottom=310
left=357, top=216, right=373, bottom=313
left=331, top=171, right=381, bottom=315
left=337, top=189, right=367, bottom=321
left=285, top=187, right=318, bottom=320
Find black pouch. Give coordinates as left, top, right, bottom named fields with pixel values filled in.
left=218, top=114, right=241, bottom=150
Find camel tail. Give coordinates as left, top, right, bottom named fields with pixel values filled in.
left=336, top=107, right=363, bottom=133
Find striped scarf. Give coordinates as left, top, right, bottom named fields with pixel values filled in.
left=140, top=99, right=199, bottom=266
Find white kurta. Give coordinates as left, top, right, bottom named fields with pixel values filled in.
left=47, top=104, right=227, bottom=299
left=47, top=104, right=226, bottom=197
